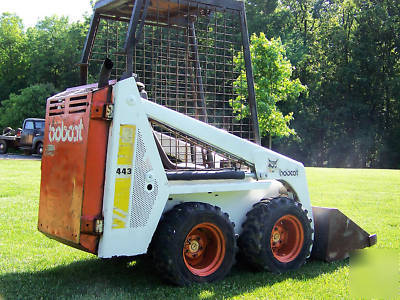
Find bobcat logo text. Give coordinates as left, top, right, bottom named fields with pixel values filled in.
left=48, top=119, right=84, bottom=143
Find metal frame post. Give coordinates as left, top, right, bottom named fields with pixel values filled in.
left=239, top=2, right=260, bottom=145
left=188, top=21, right=207, bottom=123
left=80, top=13, right=101, bottom=85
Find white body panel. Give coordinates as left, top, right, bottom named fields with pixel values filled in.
left=167, top=179, right=284, bottom=234
left=99, top=79, right=169, bottom=257
left=98, top=78, right=313, bottom=258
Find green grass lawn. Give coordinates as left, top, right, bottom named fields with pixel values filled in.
left=0, top=160, right=399, bottom=299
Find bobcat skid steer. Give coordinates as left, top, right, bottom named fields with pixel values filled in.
left=38, top=0, right=376, bottom=285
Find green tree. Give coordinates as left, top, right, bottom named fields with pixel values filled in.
left=0, top=13, right=28, bottom=101
left=26, top=16, right=87, bottom=90
left=349, top=0, right=400, bottom=168
left=231, top=33, right=306, bottom=147
left=0, top=84, right=56, bottom=129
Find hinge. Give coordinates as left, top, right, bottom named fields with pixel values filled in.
left=104, top=104, right=114, bottom=120
left=90, top=103, right=114, bottom=120
left=95, top=219, right=104, bottom=234
left=80, top=216, right=104, bottom=235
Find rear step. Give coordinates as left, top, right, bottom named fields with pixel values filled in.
left=311, top=206, right=377, bottom=262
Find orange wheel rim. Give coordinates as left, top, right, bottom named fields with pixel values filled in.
left=270, top=214, right=304, bottom=263
left=183, top=222, right=225, bottom=277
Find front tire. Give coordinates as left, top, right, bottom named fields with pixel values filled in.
left=0, top=140, right=7, bottom=154
left=238, top=197, right=313, bottom=273
left=149, top=202, right=236, bottom=285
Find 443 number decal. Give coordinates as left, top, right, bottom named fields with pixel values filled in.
left=116, top=167, right=132, bottom=175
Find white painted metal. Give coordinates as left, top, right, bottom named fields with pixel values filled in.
left=99, top=79, right=169, bottom=257
left=98, top=77, right=314, bottom=257
left=167, top=179, right=284, bottom=234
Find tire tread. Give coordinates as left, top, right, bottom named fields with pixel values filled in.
left=238, top=197, right=313, bottom=273
left=149, top=202, right=236, bottom=285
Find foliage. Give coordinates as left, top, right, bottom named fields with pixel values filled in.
left=0, top=14, right=87, bottom=130
left=0, top=84, right=56, bottom=129
left=25, top=16, right=87, bottom=91
left=0, top=14, right=88, bottom=105
left=0, top=13, right=28, bottom=101
left=0, top=0, right=399, bottom=168
left=231, top=33, right=306, bottom=138
left=247, top=0, right=400, bottom=168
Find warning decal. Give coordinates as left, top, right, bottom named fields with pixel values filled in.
left=112, top=125, right=136, bottom=229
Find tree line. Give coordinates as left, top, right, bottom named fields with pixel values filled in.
left=0, top=14, right=87, bottom=129
left=248, top=0, right=400, bottom=168
left=0, top=0, right=399, bottom=169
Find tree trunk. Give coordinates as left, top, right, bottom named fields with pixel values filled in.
left=269, top=135, right=272, bottom=150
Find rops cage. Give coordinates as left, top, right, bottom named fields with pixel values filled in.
left=80, top=0, right=261, bottom=170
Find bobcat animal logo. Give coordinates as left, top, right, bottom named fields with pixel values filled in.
left=268, top=159, right=278, bottom=172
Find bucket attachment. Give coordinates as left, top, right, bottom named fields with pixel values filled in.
left=311, top=207, right=377, bottom=262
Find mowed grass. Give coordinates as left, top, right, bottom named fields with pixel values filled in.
left=0, top=160, right=399, bottom=299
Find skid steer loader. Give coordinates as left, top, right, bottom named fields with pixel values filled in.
left=38, top=0, right=376, bottom=285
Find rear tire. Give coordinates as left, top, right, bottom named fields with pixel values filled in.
left=149, top=202, right=236, bottom=286
left=0, top=140, right=7, bottom=154
left=238, top=197, right=312, bottom=273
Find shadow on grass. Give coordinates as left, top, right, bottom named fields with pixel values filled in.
left=0, top=256, right=347, bottom=299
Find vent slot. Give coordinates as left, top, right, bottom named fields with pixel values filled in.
left=49, top=99, right=66, bottom=116
left=69, top=96, right=89, bottom=114
left=69, top=96, right=87, bottom=102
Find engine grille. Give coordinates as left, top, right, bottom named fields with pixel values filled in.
left=130, top=130, right=159, bottom=228
left=48, top=93, right=90, bottom=116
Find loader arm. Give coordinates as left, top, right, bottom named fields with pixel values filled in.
left=128, top=78, right=312, bottom=210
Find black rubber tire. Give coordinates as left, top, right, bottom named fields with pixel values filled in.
left=238, top=197, right=313, bottom=273
left=36, top=142, right=43, bottom=156
left=149, top=202, right=236, bottom=286
left=0, top=140, right=7, bottom=154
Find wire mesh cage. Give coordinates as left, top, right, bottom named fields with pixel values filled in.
left=151, top=119, right=252, bottom=170
left=82, top=0, right=258, bottom=170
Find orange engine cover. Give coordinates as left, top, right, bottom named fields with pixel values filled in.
left=38, top=86, right=112, bottom=254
